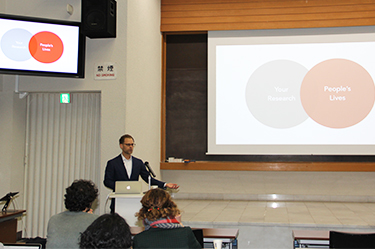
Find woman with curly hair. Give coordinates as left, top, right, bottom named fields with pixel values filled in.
left=133, top=188, right=201, bottom=249
left=46, top=179, right=99, bottom=249
left=79, top=213, right=132, bottom=249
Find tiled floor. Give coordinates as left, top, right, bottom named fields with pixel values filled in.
left=175, top=199, right=375, bottom=226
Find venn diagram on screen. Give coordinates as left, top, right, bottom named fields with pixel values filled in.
left=1, top=28, right=63, bottom=63
left=245, top=59, right=375, bottom=129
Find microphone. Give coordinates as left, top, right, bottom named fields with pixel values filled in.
left=1, top=192, right=19, bottom=212
left=144, top=161, right=156, bottom=177
left=0, top=192, right=19, bottom=201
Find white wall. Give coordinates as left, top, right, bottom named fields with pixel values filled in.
left=161, top=170, right=375, bottom=202
left=0, top=76, right=27, bottom=211
left=0, top=0, right=27, bottom=209
left=0, top=0, right=162, bottom=215
left=124, top=1, right=162, bottom=170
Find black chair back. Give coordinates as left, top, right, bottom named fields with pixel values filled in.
left=192, top=228, right=204, bottom=248
left=329, top=231, right=375, bottom=248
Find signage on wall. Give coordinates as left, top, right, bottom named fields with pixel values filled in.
left=94, top=62, right=117, bottom=80
left=60, top=93, right=70, bottom=103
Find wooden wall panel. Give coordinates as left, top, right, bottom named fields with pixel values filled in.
left=161, top=0, right=375, bottom=32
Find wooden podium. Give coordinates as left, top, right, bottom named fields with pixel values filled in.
left=0, top=210, right=26, bottom=243
left=109, top=193, right=143, bottom=226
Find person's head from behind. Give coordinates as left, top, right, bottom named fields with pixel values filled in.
left=64, top=179, right=98, bottom=212
left=136, top=188, right=180, bottom=221
left=79, top=213, right=132, bottom=249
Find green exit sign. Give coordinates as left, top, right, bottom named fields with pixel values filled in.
left=60, top=93, right=70, bottom=104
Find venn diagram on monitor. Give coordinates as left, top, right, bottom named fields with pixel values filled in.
left=245, top=59, right=375, bottom=129
left=1, top=28, right=64, bottom=63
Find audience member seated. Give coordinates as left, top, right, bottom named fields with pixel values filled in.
left=133, top=188, right=201, bottom=249
left=79, top=213, right=132, bottom=249
left=46, top=179, right=99, bottom=249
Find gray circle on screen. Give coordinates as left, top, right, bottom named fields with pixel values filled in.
left=245, top=60, right=309, bottom=129
left=1, top=28, right=32, bottom=61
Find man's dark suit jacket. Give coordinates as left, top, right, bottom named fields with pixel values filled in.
left=103, top=154, right=165, bottom=212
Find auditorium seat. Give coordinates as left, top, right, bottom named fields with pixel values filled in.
left=329, top=230, right=375, bottom=248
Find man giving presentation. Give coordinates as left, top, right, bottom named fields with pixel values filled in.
left=104, top=134, right=179, bottom=212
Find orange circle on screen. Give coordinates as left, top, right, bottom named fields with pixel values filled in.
left=300, top=59, right=375, bottom=128
left=29, top=31, right=64, bottom=63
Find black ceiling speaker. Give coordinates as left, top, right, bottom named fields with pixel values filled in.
left=82, top=0, right=117, bottom=38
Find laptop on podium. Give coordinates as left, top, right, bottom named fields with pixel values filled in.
left=115, top=181, right=142, bottom=194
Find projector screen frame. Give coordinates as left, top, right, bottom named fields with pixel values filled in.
left=208, top=27, right=375, bottom=156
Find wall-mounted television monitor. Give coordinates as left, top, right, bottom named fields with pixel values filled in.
left=0, top=13, right=85, bottom=78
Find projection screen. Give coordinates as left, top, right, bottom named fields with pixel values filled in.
left=208, top=27, right=375, bottom=155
